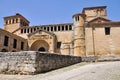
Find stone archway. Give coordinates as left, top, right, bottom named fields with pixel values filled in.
left=1, top=49, right=8, bottom=52
left=12, top=50, right=16, bottom=52
left=38, top=47, right=46, bottom=52
left=30, top=40, right=49, bottom=52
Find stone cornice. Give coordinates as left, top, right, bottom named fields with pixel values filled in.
left=86, top=22, right=120, bottom=28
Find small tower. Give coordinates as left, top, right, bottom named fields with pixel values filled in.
left=73, top=13, right=86, bottom=56
left=82, top=6, right=107, bottom=21
left=4, top=13, right=30, bottom=32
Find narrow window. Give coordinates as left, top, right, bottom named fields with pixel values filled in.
left=24, top=29, right=26, bottom=33
left=9, top=20, right=11, bottom=24
left=22, top=22, right=24, bottom=26
left=75, top=17, right=77, bottom=21
left=58, top=26, right=60, bottom=31
left=34, top=28, right=36, bottom=31
left=69, top=25, right=72, bottom=30
left=21, top=29, right=23, bottom=33
left=62, top=26, right=64, bottom=31
left=51, top=27, right=53, bottom=31
left=31, top=28, right=33, bottom=33
left=105, top=27, right=110, bottom=35
left=44, top=27, right=46, bottom=30
left=65, top=25, right=68, bottom=31
left=57, top=42, right=61, bottom=49
left=41, top=27, right=43, bottom=30
left=37, top=27, right=39, bottom=30
left=13, top=19, right=14, bottom=23
left=75, top=16, right=79, bottom=21
left=21, top=42, right=24, bottom=50
left=16, top=19, right=18, bottom=23
left=27, top=29, right=29, bottom=33
left=20, top=21, right=22, bottom=26
left=4, top=36, right=9, bottom=46
left=54, top=26, right=56, bottom=31
left=47, top=27, right=49, bottom=31
left=13, top=39, right=17, bottom=48
left=6, top=20, right=8, bottom=25
left=77, top=16, right=79, bottom=21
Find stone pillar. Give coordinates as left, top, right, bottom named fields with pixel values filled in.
left=73, top=13, right=86, bottom=56
left=53, top=26, right=54, bottom=32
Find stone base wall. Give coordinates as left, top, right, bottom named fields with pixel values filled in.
left=0, top=51, right=81, bottom=75
left=0, top=51, right=36, bottom=74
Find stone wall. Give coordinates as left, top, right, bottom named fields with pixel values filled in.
left=0, top=51, right=36, bottom=74
left=85, top=24, right=120, bottom=56
left=0, top=51, right=81, bottom=75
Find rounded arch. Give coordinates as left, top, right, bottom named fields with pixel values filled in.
left=1, top=49, right=8, bottom=52
left=38, top=47, right=46, bottom=52
left=12, top=50, right=16, bottom=52
left=30, top=40, right=49, bottom=52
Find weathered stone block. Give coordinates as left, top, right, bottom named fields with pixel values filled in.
left=0, top=51, right=82, bottom=75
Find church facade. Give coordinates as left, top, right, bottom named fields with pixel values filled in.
left=1, top=6, right=120, bottom=57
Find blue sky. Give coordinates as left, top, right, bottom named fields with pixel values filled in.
left=0, top=0, right=120, bottom=28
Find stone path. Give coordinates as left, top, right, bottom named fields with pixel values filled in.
left=0, top=61, right=120, bottom=80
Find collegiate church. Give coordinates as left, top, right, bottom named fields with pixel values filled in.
left=1, top=6, right=120, bottom=57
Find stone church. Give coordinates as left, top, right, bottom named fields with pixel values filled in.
left=1, top=6, right=120, bottom=57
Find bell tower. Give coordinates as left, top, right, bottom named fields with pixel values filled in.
left=4, top=13, right=30, bottom=32
left=82, top=6, right=107, bottom=21
left=73, top=13, right=86, bottom=56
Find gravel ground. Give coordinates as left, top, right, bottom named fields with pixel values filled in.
left=0, top=61, right=120, bottom=80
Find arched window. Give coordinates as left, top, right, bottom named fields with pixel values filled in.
left=34, top=28, right=36, bottom=31
left=41, top=27, right=43, bottom=30
left=58, top=26, right=60, bottom=31
left=62, top=26, right=64, bottom=31
left=9, top=20, right=11, bottom=24
left=16, top=18, right=18, bottom=23
left=44, top=27, right=46, bottom=30
left=1, top=49, right=8, bottom=52
left=21, top=29, right=23, bottom=33
left=6, top=20, right=8, bottom=25
left=4, top=36, right=9, bottom=46
left=51, top=27, right=53, bottom=31
left=75, top=16, right=79, bottom=21
left=47, top=27, right=49, bottom=31
left=37, top=27, right=39, bottom=30
left=21, top=42, right=24, bottom=50
left=69, top=25, right=72, bottom=30
left=65, top=25, right=68, bottom=31
left=12, top=50, right=16, bottom=52
left=27, top=29, right=29, bottom=33
left=13, top=19, right=14, bottom=23
left=54, top=26, right=56, bottom=31
left=13, top=39, right=17, bottom=48
left=24, top=29, right=26, bottom=33
left=31, top=28, right=33, bottom=33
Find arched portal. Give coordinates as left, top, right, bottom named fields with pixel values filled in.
left=38, top=47, right=46, bottom=52
left=1, top=49, right=8, bottom=52
left=30, top=40, right=49, bottom=52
